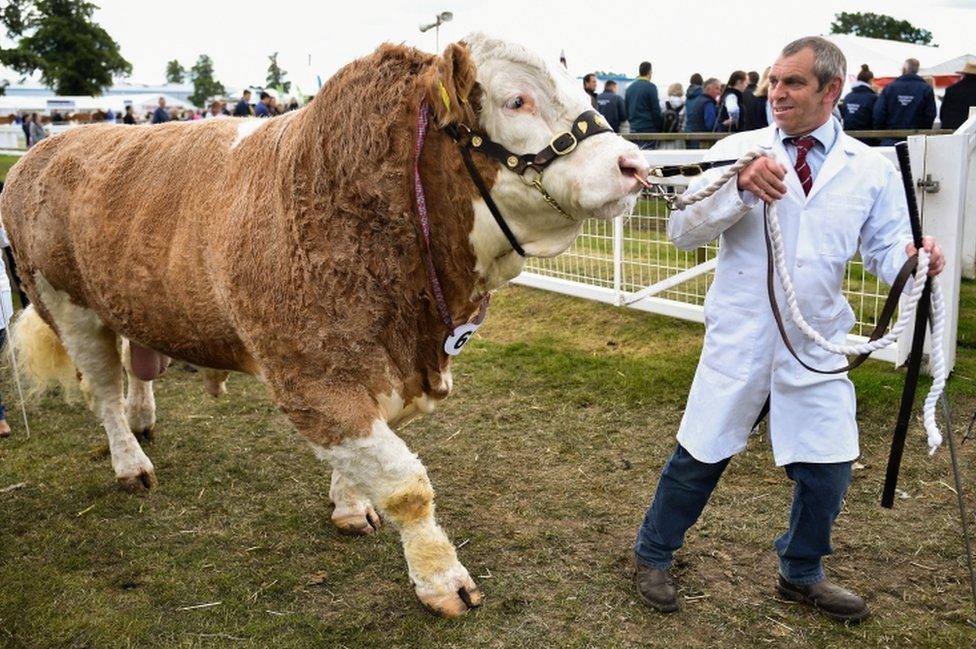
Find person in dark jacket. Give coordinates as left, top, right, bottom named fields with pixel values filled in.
left=596, top=80, right=627, bottom=133
left=715, top=71, right=748, bottom=132
left=625, top=61, right=663, bottom=149
left=233, top=89, right=253, bottom=117
left=740, top=70, right=760, bottom=130
left=841, top=64, right=878, bottom=143
left=583, top=73, right=599, bottom=109
left=872, top=58, right=936, bottom=145
left=686, top=73, right=703, bottom=103
left=684, top=78, right=720, bottom=148
left=939, top=61, right=976, bottom=130
left=151, top=97, right=170, bottom=124
left=123, top=105, right=137, bottom=124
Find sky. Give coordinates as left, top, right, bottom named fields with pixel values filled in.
left=8, top=0, right=976, bottom=94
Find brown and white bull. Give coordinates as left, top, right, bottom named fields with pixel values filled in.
left=2, top=34, right=647, bottom=616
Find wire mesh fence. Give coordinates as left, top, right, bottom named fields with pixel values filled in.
left=523, top=187, right=892, bottom=337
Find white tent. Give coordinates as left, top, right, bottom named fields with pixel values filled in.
left=920, top=54, right=976, bottom=77
left=0, top=92, right=194, bottom=116
left=825, top=34, right=944, bottom=85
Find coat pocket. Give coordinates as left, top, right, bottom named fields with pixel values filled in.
left=701, top=302, right=761, bottom=382
left=817, top=195, right=870, bottom=259
left=792, top=305, right=857, bottom=380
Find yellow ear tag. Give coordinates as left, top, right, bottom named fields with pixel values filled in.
left=439, top=81, right=452, bottom=113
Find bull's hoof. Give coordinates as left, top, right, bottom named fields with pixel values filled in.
left=418, top=582, right=484, bottom=618
left=117, top=469, right=157, bottom=492
left=133, top=427, right=154, bottom=443
left=332, top=507, right=382, bottom=536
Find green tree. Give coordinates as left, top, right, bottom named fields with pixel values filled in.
left=0, top=0, right=131, bottom=95
left=266, top=51, right=290, bottom=94
left=165, top=59, right=185, bottom=84
left=829, top=11, right=935, bottom=46
left=188, top=54, right=225, bottom=107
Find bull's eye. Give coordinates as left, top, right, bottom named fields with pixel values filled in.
left=505, top=96, right=525, bottom=111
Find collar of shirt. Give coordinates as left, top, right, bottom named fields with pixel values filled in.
left=776, top=116, right=840, bottom=182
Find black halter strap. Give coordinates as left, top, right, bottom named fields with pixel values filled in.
left=444, top=110, right=615, bottom=256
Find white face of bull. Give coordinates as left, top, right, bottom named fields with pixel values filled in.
left=464, top=33, right=648, bottom=262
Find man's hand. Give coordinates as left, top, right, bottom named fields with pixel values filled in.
left=737, top=157, right=788, bottom=203
left=906, top=236, right=946, bottom=276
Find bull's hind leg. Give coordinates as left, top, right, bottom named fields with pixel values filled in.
left=281, top=386, right=480, bottom=617
left=37, top=278, right=156, bottom=490
left=120, top=339, right=156, bottom=439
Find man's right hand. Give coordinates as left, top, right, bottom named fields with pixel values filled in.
left=737, top=156, right=788, bottom=203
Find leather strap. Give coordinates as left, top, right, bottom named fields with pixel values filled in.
left=763, top=204, right=918, bottom=375
left=457, top=144, right=526, bottom=257
left=649, top=159, right=739, bottom=178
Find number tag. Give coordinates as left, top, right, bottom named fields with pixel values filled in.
left=444, top=323, right=481, bottom=356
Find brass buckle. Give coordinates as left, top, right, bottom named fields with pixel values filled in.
left=549, top=132, right=578, bottom=156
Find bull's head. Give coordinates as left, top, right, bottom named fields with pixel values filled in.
left=424, top=33, right=648, bottom=263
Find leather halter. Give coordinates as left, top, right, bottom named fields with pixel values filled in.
left=444, top=110, right=614, bottom=256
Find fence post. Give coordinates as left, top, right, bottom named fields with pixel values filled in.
left=958, top=107, right=976, bottom=279
left=613, top=215, right=624, bottom=305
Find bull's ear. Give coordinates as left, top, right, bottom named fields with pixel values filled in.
left=424, top=42, right=477, bottom=127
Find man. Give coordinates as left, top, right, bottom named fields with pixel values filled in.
left=583, top=73, right=599, bottom=109
left=123, top=105, right=137, bottom=125
left=151, top=97, right=169, bottom=124
left=939, top=61, right=976, bottom=130
left=596, top=80, right=627, bottom=133
left=254, top=91, right=273, bottom=117
left=684, top=78, right=721, bottom=149
left=625, top=61, right=663, bottom=149
left=872, top=58, right=936, bottom=145
left=633, top=36, right=945, bottom=623
left=234, top=89, right=253, bottom=117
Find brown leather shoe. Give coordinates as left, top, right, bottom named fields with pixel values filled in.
left=777, top=575, right=869, bottom=623
left=634, top=561, right=678, bottom=613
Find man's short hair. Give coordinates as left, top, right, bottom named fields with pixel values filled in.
left=583, top=73, right=596, bottom=84
left=638, top=61, right=652, bottom=77
left=904, top=58, right=920, bottom=74
left=703, top=77, right=721, bottom=90
left=780, top=36, right=846, bottom=94
left=748, top=70, right=760, bottom=85
left=689, top=73, right=703, bottom=86
left=243, top=89, right=252, bottom=96
left=603, top=80, right=617, bottom=92
left=260, top=91, right=271, bottom=100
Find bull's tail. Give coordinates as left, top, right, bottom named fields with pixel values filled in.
left=10, top=304, right=79, bottom=400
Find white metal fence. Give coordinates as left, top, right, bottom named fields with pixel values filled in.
left=516, top=120, right=976, bottom=373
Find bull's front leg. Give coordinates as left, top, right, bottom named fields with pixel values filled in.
left=282, top=386, right=482, bottom=617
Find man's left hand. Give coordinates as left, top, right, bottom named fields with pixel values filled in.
left=906, top=236, right=945, bottom=276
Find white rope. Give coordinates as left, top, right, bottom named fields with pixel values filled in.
left=674, top=149, right=946, bottom=455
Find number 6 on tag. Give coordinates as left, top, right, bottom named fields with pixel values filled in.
left=444, top=323, right=481, bottom=356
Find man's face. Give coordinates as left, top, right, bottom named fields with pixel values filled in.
left=705, top=83, right=721, bottom=99
left=158, top=98, right=165, bottom=107
left=768, top=47, right=841, bottom=135
left=584, top=76, right=597, bottom=92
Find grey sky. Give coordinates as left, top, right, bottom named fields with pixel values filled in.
left=32, top=1, right=976, bottom=94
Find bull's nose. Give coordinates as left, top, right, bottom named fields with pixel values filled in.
left=618, top=153, right=650, bottom=189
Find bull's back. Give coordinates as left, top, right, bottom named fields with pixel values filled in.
left=1, top=120, right=256, bottom=370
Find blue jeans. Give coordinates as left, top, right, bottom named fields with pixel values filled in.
left=635, top=444, right=852, bottom=585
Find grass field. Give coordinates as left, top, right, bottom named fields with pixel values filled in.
left=0, top=278, right=975, bottom=647
left=0, top=155, right=22, bottom=182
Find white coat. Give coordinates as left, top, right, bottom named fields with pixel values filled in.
left=670, top=121, right=912, bottom=466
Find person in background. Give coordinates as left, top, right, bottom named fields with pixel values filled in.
left=596, top=79, right=627, bottom=133
left=749, top=67, right=772, bottom=130
left=234, top=89, right=253, bottom=117
left=19, top=112, right=29, bottom=146
left=206, top=100, right=227, bottom=119
left=685, top=78, right=721, bottom=148
left=716, top=70, right=748, bottom=132
left=841, top=64, right=878, bottom=143
left=583, top=73, right=599, bottom=109
left=151, top=97, right=170, bottom=124
left=686, top=73, right=703, bottom=102
left=255, top=92, right=273, bottom=117
left=683, top=75, right=706, bottom=149
left=625, top=61, right=663, bottom=149
left=104, top=108, right=116, bottom=124
left=28, top=113, right=46, bottom=147
left=123, top=105, right=137, bottom=124
left=740, top=70, right=760, bottom=130
left=939, top=61, right=976, bottom=130
left=872, top=57, right=936, bottom=145
left=660, top=83, right=685, bottom=149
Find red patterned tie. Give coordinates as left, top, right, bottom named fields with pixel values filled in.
left=790, top=135, right=816, bottom=196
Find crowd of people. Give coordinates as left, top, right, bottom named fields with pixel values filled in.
left=589, top=57, right=976, bottom=148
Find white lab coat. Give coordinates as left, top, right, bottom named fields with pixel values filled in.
left=670, top=123, right=912, bottom=466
